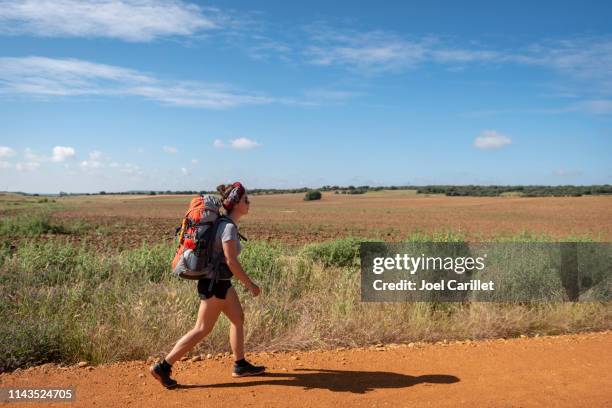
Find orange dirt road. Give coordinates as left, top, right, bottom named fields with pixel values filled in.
left=1, top=332, right=610, bottom=408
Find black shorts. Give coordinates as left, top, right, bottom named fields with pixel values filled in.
left=197, top=279, right=232, bottom=300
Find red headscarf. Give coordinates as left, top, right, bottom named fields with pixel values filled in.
left=222, top=181, right=245, bottom=212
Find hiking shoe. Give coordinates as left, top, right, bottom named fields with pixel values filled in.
left=232, top=361, right=266, bottom=378
left=150, top=363, right=178, bottom=389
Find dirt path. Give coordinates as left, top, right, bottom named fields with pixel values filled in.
left=2, top=332, right=611, bottom=407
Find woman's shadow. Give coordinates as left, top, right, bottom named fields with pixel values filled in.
left=178, top=368, right=459, bottom=394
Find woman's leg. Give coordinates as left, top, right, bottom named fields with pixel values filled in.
left=222, top=287, right=245, bottom=361
left=164, top=297, right=224, bottom=365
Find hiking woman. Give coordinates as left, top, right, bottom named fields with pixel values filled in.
left=150, top=182, right=265, bottom=389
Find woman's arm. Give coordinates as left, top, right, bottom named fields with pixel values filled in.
left=222, top=239, right=260, bottom=297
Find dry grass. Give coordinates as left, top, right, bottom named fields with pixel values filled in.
left=2, top=235, right=610, bottom=371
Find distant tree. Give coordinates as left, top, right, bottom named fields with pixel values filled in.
left=304, top=190, right=322, bottom=201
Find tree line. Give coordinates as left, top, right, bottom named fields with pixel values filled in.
left=10, top=184, right=612, bottom=197
left=99, top=184, right=612, bottom=197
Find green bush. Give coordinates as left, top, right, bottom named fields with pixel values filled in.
left=232, top=240, right=285, bottom=291
left=303, top=190, right=322, bottom=201
left=300, top=237, right=362, bottom=267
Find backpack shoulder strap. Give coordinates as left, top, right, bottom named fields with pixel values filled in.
left=216, top=216, right=248, bottom=241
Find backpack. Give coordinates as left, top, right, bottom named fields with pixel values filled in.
left=171, top=194, right=228, bottom=281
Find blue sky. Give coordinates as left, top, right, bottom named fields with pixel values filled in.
left=0, top=0, right=611, bottom=193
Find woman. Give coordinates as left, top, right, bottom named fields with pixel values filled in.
left=150, top=182, right=265, bottom=389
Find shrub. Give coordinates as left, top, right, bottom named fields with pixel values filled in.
left=234, top=240, right=285, bottom=291
left=300, top=237, right=362, bottom=267
left=304, top=190, right=322, bottom=201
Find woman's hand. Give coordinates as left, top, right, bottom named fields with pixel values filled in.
left=246, top=280, right=261, bottom=297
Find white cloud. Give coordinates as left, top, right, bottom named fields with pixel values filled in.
left=0, top=0, right=220, bottom=42
left=0, top=56, right=152, bottom=97
left=304, top=29, right=612, bottom=117
left=24, top=148, right=45, bottom=162
left=181, top=167, right=190, bottom=175
left=163, top=146, right=178, bottom=154
left=515, top=38, right=612, bottom=92
left=303, top=25, right=505, bottom=74
left=305, top=28, right=430, bottom=73
left=231, top=137, right=260, bottom=150
left=51, top=146, right=76, bottom=162
left=0, top=56, right=273, bottom=109
left=80, top=160, right=102, bottom=169
left=191, top=159, right=199, bottom=164
left=303, top=25, right=612, bottom=98
left=16, top=161, right=40, bottom=171
left=430, top=49, right=500, bottom=63
left=474, top=130, right=512, bottom=150
left=83, top=160, right=146, bottom=179
left=213, top=137, right=261, bottom=150
left=0, top=146, right=16, bottom=158
left=0, top=161, right=11, bottom=169
left=80, top=150, right=109, bottom=169
left=132, top=82, right=272, bottom=109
